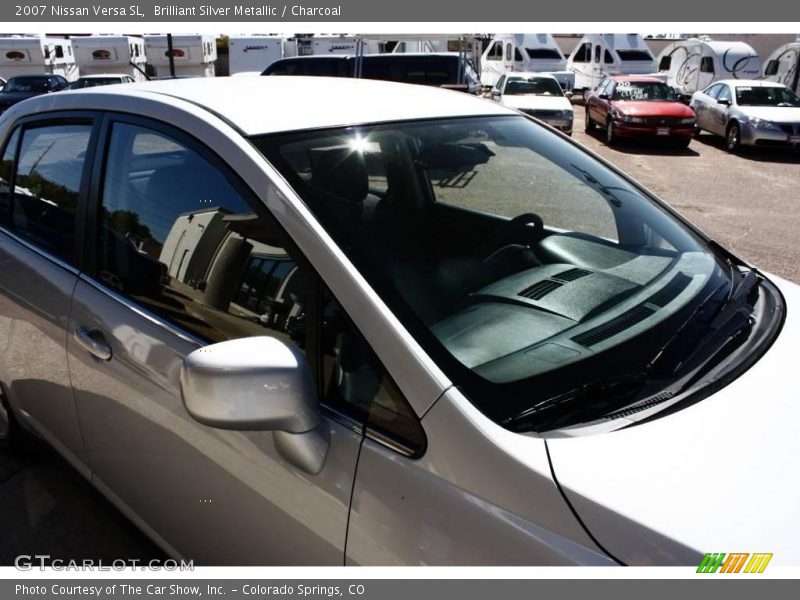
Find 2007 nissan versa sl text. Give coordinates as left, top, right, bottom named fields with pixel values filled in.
left=0, top=77, right=796, bottom=565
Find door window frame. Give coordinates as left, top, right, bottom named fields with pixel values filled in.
left=84, top=112, right=426, bottom=457
left=0, top=110, right=102, bottom=271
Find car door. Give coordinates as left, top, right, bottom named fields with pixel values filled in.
left=707, top=83, right=732, bottom=135
left=0, top=115, right=98, bottom=471
left=65, top=114, right=365, bottom=564
left=692, top=83, right=720, bottom=131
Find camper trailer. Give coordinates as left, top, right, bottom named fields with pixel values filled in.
left=71, top=35, right=147, bottom=81
left=0, top=36, right=78, bottom=81
left=657, top=38, right=762, bottom=97
left=479, top=34, right=574, bottom=90
left=283, top=35, right=382, bottom=58
left=228, top=35, right=286, bottom=75
left=144, top=34, right=217, bottom=78
left=566, top=34, right=658, bottom=97
left=762, top=41, right=800, bottom=94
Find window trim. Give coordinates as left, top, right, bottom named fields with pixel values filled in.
left=85, top=111, right=426, bottom=458
left=1, top=110, right=102, bottom=270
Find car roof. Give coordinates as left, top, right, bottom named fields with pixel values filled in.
left=714, top=79, right=787, bottom=88
left=610, top=76, right=665, bottom=83
left=58, top=76, right=512, bottom=135
left=78, top=74, right=129, bottom=79
left=506, top=72, right=558, bottom=80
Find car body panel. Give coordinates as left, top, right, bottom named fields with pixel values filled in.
left=346, top=386, right=613, bottom=565
left=67, top=277, right=362, bottom=564
left=0, top=230, right=87, bottom=473
left=547, top=274, right=800, bottom=566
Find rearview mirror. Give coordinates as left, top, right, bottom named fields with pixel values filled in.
left=180, top=336, right=329, bottom=474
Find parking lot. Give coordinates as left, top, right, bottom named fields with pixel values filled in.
left=1, top=98, right=799, bottom=565
left=571, top=108, right=800, bottom=285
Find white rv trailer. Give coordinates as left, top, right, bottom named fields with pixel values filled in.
left=228, top=35, right=286, bottom=75
left=566, top=34, right=658, bottom=96
left=144, top=34, right=217, bottom=78
left=657, top=38, right=762, bottom=97
left=478, top=34, right=574, bottom=90
left=762, top=41, right=800, bottom=94
left=0, top=36, right=78, bottom=81
left=71, top=35, right=147, bottom=81
left=283, top=35, right=382, bottom=58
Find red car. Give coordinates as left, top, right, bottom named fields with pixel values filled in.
left=585, top=76, right=697, bottom=147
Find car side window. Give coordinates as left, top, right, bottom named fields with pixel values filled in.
left=0, top=128, right=20, bottom=225
left=96, top=121, right=309, bottom=351
left=320, top=288, right=426, bottom=455
left=704, top=83, right=722, bottom=99
left=496, top=75, right=506, bottom=92
left=11, top=123, right=92, bottom=262
left=717, top=85, right=732, bottom=103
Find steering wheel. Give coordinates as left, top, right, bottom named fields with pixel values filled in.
left=500, top=213, right=545, bottom=247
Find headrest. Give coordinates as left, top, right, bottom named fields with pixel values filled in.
left=309, top=147, right=369, bottom=204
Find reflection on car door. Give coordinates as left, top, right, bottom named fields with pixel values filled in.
left=0, top=119, right=97, bottom=470
left=65, top=115, right=364, bottom=564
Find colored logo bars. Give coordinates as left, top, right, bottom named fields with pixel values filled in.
left=697, top=553, right=773, bottom=573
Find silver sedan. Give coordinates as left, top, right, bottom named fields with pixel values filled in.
left=690, top=79, right=800, bottom=152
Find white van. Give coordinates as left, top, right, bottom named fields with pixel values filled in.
left=479, top=34, right=574, bottom=91
left=144, top=34, right=217, bottom=78
left=71, top=35, right=147, bottom=82
left=228, top=36, right=286, bottom=75
left=657, top=38, right=762, bottom=97
left=0, top=36, right=78, bottom=81
left=762, top=41, right=800, bottom=95
left=566, top=34, right=658, bottom=98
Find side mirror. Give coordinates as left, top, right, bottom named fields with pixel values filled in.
left=491, top=88, right=501, bottom=99
left=598, top=93, right=610, bottom=100
left=180, top=336, right=329, bottom=474
left=565, top=91, right=574, bottom=100
left=717, top=98, right=731, bottom=106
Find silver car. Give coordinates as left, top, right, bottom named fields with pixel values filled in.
left=0, top=77, right=798, bottom=566
left=690, top=79, right=800, bottom=152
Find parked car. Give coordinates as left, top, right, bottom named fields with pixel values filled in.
left=491, top=72, right=574, bottom=135
left=68, top=73, right=136, bottom=89
left=0, top=74, right=69, bottom=115
left=263, top=53, right=481, bottom=94
left=0, top=77, right=796, bottom=566
left=585, top=76, right=697, bottom=147
left=690, top=79, right=800, bottom=152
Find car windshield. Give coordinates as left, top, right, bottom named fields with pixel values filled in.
left=612, top=81, right=676, bottom=101
left=3, top=77, right=50, bottom=92
left=735, top=85, right=800, bottom=107
left=69, top=77, right=121, bottom=88
left=254, top=115, right=743, bottom=432
left=505, top=77, right=563, bottom=96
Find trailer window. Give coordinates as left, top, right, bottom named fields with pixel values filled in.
left=700, top=57, right=714, bottom=74
left=526, top=48, right=562, bottom=60
left=617, top=50, right=653, bottom=61
left=505, top=43, right=513, bottom=62
left=594, top=45, right=601, bottom=63
left=658, top=56, right=671, bottom=71
left=604, top=50, right=614, bottom=64
left=764, top=60, right=778, bottom=76
left=486, top=42, right=503, bottom=61
left=573, top=42, right=591, bottom=63
left=55, top=45, right=64, bottom=58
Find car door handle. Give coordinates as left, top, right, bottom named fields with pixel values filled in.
left=74, top=326, right=112, bottom=361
